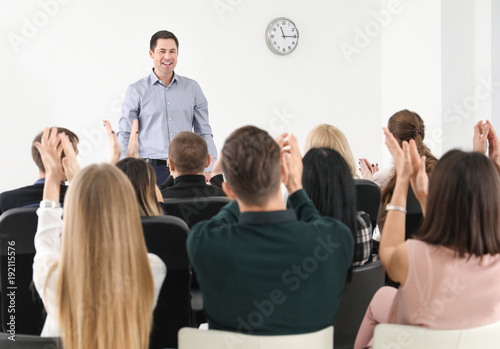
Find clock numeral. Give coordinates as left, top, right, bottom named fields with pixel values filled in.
left=282, top=48, right=286, bottom=52
left=282, top=21, right=286, bottom=25
left=288, top=46, right=291, bottom=50
left=291, top=28, right=295, bottom=32
left=273, top=28, right=276, bottom=32
left=273, top=41, right=276, bottom=45
left=277, top=46, right=280, bottom=50
left=292, top=41, right=295, bottom=45
left=271, top=34, right=274, bottom=39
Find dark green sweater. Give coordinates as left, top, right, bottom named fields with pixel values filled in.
left=187, top=189, right=354, bottom=335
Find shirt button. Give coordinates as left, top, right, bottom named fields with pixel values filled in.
left=168, top=118, right=171, bottom=120
left=170, top=133, right=173, bottom=136
left=168, top=102, right=170, bottom=105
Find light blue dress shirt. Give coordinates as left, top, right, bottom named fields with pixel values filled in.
left=117, top=69, right=217, bottom=171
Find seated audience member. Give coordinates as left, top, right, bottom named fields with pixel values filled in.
left=360, top=109, right=437, bottom=191
left=0, top=127, right=78, bottom=215
left=187, top=126, right=354, bottom=335
left=105, top=120, right=164, bottom=216
left=159, top=131, right=225, bottom=199
left=302, top=147, right=372, bottom=267
left=365, top=110, right=437, bottom=230
left=32, top=128, right=166, bottom=349
left=115, top=158, right=164, bottom=216
left=354, top=128, right=500, bottom=349
left=305, top=123, right=359, bottom=178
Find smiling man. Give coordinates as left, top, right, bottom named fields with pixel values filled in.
left=118, top=30, right=217, bottom=184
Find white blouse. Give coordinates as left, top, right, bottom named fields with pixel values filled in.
left=32, top=207, right=167, bottom=337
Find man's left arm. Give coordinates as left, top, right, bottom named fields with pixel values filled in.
left=192, top=82, right=217, bottom=172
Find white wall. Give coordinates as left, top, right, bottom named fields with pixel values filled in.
left=0, top=0, right=382, bottom=192
left=380, top=0, right=442, bottom=168
left=0, top=0, right=496, bottom=193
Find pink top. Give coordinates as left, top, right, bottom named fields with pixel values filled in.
left=389, top=239, right=500, bottom=329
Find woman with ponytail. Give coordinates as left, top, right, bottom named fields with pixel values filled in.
left=373, top=110, right=438, bottom=230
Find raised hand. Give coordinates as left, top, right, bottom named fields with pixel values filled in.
left=282, top=133, right=303, bottom=194
left=61, top=133, right=81, bottom=183
left=408, top=139, right=428, bottom=213
left=127, top=119, right=140, bottom=158
left=384, top=127, right=413, bottom=182
left=33, top=127, right=64, bottom=182
left=472, top=120, right=488, bottom=154
left=33, top=127, right=64, bottom=202
left=104, top=120, right=121, bottom=164
left=359, top=158, right=378, bottom=180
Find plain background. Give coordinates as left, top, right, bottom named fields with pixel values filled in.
left=0, top=0, right=499, bottom=192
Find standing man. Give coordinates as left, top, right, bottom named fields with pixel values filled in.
left=118, top=30, right=217, bottom=184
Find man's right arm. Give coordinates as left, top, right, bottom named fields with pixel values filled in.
left=117, top=85, right=140, bottom=159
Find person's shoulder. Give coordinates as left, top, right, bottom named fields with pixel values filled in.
left=175, top=73, right=202, bottom=88
left=0, top=183, right=44, bottom=214
left=128, top=74, right=153, bottom=90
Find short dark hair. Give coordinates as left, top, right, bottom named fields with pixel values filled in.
left=169, top=131, right=208, bottom=174
left=302, top=147, right=357, bottom=235
left=418, top=150, right=500, bottom=257
left=221, top=126, right=281, bottom=206
left=32, top=127, right=79, bottom=173
left=150, top=30, right=179, bottom=51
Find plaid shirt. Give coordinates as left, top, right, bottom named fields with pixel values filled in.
left=352, top=211, right=373, bottom=267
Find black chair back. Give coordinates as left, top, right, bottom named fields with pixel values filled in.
left=405, top=185, right=423, bottom=240
left=141, top=215, right=191, bottom=349
left=354, top=179, right=382, bottom=229
left=163, top=197, right=231, bottom=228
left=334, top=260, right=386, bottom=348
left=0, top=207, right=46, bottom=335
left=0, top=333, right=60, bottom=348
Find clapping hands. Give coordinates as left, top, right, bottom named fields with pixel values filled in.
left=384, top=127, right=428, bottom=210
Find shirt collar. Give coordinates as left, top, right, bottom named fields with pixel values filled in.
left=239, top=209, right=297, bottom=225
left=34, top=178, right=45, bottom=185
left=149, top=69, right=178, bottom=87
left=173, top=175, right=206, bottom=186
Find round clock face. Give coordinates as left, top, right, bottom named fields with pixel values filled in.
left=266, top=17, right=299, bottom=55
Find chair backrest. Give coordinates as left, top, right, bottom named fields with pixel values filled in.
left=141, top=215, right=191, bottom=349
left=373, top=321, right=500, bottom=349
left=405, top=186, right=423, bottom=240
left=0, top=333, right=60, bottom=348
left=354, top=179, right=381, bottom=229
left=334, top=260, right=386, bottom=349
left=178, top=326, right=334, bottom=349
left=0, top=207, right=46, bottom=335
left=163, top=197, right=231, bottom=228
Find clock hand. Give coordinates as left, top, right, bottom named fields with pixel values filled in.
left=280, top=27, right=285, bottom=39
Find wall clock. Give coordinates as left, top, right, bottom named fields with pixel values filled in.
left=266, top=17, right=299, bottom=55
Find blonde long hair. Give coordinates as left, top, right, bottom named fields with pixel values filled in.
left=305, top=124, right=359, bottom=178
left=53, top=164, right=154, bottom=349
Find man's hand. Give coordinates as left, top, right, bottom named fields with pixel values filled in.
left=212, top=152, right=223, bottom=176
left=283, top=133, right=303, bottom=195
left=33, top=127, right=64, bottom=182
left=61, top=133, right=81, bottom=183
left=104, top=120, right=121, bottom=164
